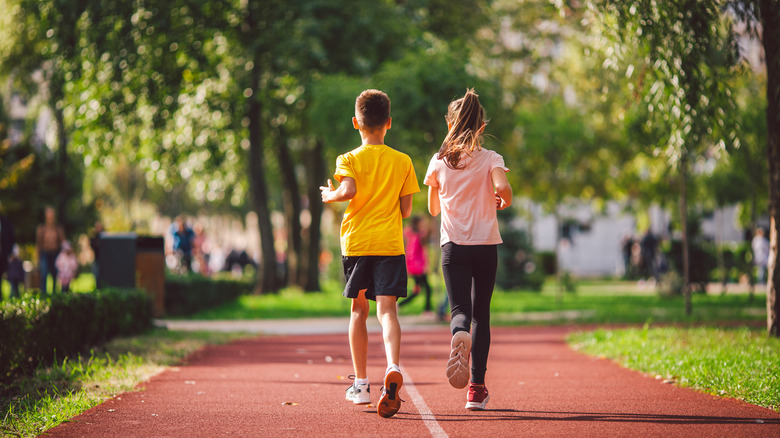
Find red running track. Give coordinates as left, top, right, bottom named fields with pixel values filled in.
left=45, top=326, right=779, bottom=437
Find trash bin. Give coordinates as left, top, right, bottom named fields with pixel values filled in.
left=98, top=233, right=137, bottom=289
left=98, top=233, right=166, bottom=317
left=136, top=236, right=165, bottom=317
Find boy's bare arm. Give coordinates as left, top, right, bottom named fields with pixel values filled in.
left=428, top=187, right=440, bottom=216
left=400, top=193, right=413, bottom=219
left=320, top=177, right=356, bottom=203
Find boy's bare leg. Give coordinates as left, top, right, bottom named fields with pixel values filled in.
left=349, top=289, right=370, bottom=379
left=376, top=295, right=401, bottom=367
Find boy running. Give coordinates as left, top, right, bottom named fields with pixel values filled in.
left=320, top=89, right=419, bottom=418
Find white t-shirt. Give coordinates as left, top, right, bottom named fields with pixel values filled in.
left=424, top=148, right=508, bottom=246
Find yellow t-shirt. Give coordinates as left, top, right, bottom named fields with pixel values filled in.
left=334, top=144, right=420, bottom=256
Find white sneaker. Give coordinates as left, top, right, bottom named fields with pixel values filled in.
left=447, top=331, right=471, bottom=389
left=345, top=381, right=370, bottom=405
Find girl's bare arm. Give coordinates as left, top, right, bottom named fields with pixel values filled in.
left=491, top=168, right=512, bottom=210
left=428, top=187, right=441, bottom=216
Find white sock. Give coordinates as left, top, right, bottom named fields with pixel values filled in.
left=355, top=378, right=369, bottom=386
left=388, top=363, right=400, bottom=373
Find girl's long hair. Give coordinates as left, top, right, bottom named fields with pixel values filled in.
left=437, top=89, right=486, bottom=169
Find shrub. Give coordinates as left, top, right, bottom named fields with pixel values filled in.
left=537, top=251, right=558, bottom=276
left=164, top=273, right=254, bottom=316
left=0, top=288, right=151, bottom=384
left=713, top=242, right=753, bottom=284
left=662, top=239, right=718, bottom=292
left=496, top=227, right=545, bottom=291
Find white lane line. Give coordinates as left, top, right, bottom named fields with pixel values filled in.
left=401, top=365, right=448, bottom=438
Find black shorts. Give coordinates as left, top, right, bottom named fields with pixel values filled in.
left=342, top=255, right=408, bottom=301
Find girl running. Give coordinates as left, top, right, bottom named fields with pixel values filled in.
left=424, top=89, right=512, bottom=410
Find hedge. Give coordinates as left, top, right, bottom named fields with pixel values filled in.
left=164, top=274, right=253, bottom=316
left=0, top=288, right=151, bottom=384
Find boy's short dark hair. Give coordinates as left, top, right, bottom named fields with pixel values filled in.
left=355, top=89, right=391, bottom=130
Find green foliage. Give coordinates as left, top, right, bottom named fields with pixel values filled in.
left=0, top=140, right=95, bottom=241
left=716, top=242, right=754, bottom=284
left=702, top=72, right=768, bottom=226
left=569, top=326, right=780, bottom=411
left=164, top=273, right=254, bottom=316
left=496, top=226, right=545, bottom=291
left=663, top=239, right=719, bottom=291
left=588, top=0, right=740, bottom=161
left=0, top=288, right=151, bottom=384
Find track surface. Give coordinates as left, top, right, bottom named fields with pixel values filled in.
left=45, top=326, right=779, bottom=437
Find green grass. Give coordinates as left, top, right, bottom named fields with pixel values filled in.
left=0, top=329, right=246, bottom=437
left=1, top=272, right=97, bottom=300
left=568, top=326, right=780, bottom=411
left=185, top=278, right=767, bottom=326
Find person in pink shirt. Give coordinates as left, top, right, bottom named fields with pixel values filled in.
left=55, top=241, right=79, bottom=293
left=424, top=89, right=512, bottom=411
left=398, top=216, right=433, bottom=314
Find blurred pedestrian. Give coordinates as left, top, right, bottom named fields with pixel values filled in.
left=752, top=227, right=770, bottom=286
left=0, top=208, right=15, bottom=301
left=398, top=216, right=433, bottom=315
left=55, top=240, right=78, bottom=293
left=621, top=232, right=634, bottom=278
left=169, top=216, right=195, bottom=273
left=7, top=245, right=24, bottom=299
left=36, top=206, right=65, bottom=298
left=90, top=221, right=104, bottom=287
left=193, top=223, right=211, bottom=275
left=640, top=228, right=658, bottom=281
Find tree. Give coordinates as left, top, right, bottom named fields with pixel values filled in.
left=586, top=0, right=780, bottom=335
left=733, top=0, right=780, bottom=337
left=585, top=0, right=742, bottom=315
left=0, top=0, right=95, bottom=232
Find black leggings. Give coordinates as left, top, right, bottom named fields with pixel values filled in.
left=441, top=242, right=497, bottom=385
left=398, top=274, right=432, bottom=311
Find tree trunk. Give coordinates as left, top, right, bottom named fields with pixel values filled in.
left=247, top=67, right=280, bottom=294
left=275, top=127, right=303, bottom=287
left=302, top=139, right=325, bottom=292
left=717, top=207, right=727, bottom=295
left=761, top=0, right=780, bottom=337
left=49, top=74, right=69, bottom=227
left=680, top=155, right=692, bottom=315
left=750, top=194, right=757, bottom=298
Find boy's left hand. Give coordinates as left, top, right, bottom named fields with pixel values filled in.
left=320, top=179, right=335, bottom=203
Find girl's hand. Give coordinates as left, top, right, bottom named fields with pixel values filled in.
left=495, top=193, right=509, bottom=210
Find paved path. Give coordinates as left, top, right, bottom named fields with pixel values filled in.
left=45, top=325, right=779, bottom=437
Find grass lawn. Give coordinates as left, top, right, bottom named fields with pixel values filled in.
left=185, top=278, right=767, bottom=327
left=568, top=326, right=780, bottom=412
left=0, top=329, right=246, bottom=438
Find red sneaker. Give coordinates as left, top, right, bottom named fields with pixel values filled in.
left=465, top=384, right=490, bottom=410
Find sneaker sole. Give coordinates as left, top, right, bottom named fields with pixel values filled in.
left=465, top=393, right=490, bottom=411
left=447, top=331, right=471, bottom=389
left=377, top=370, right=403, bottom=418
